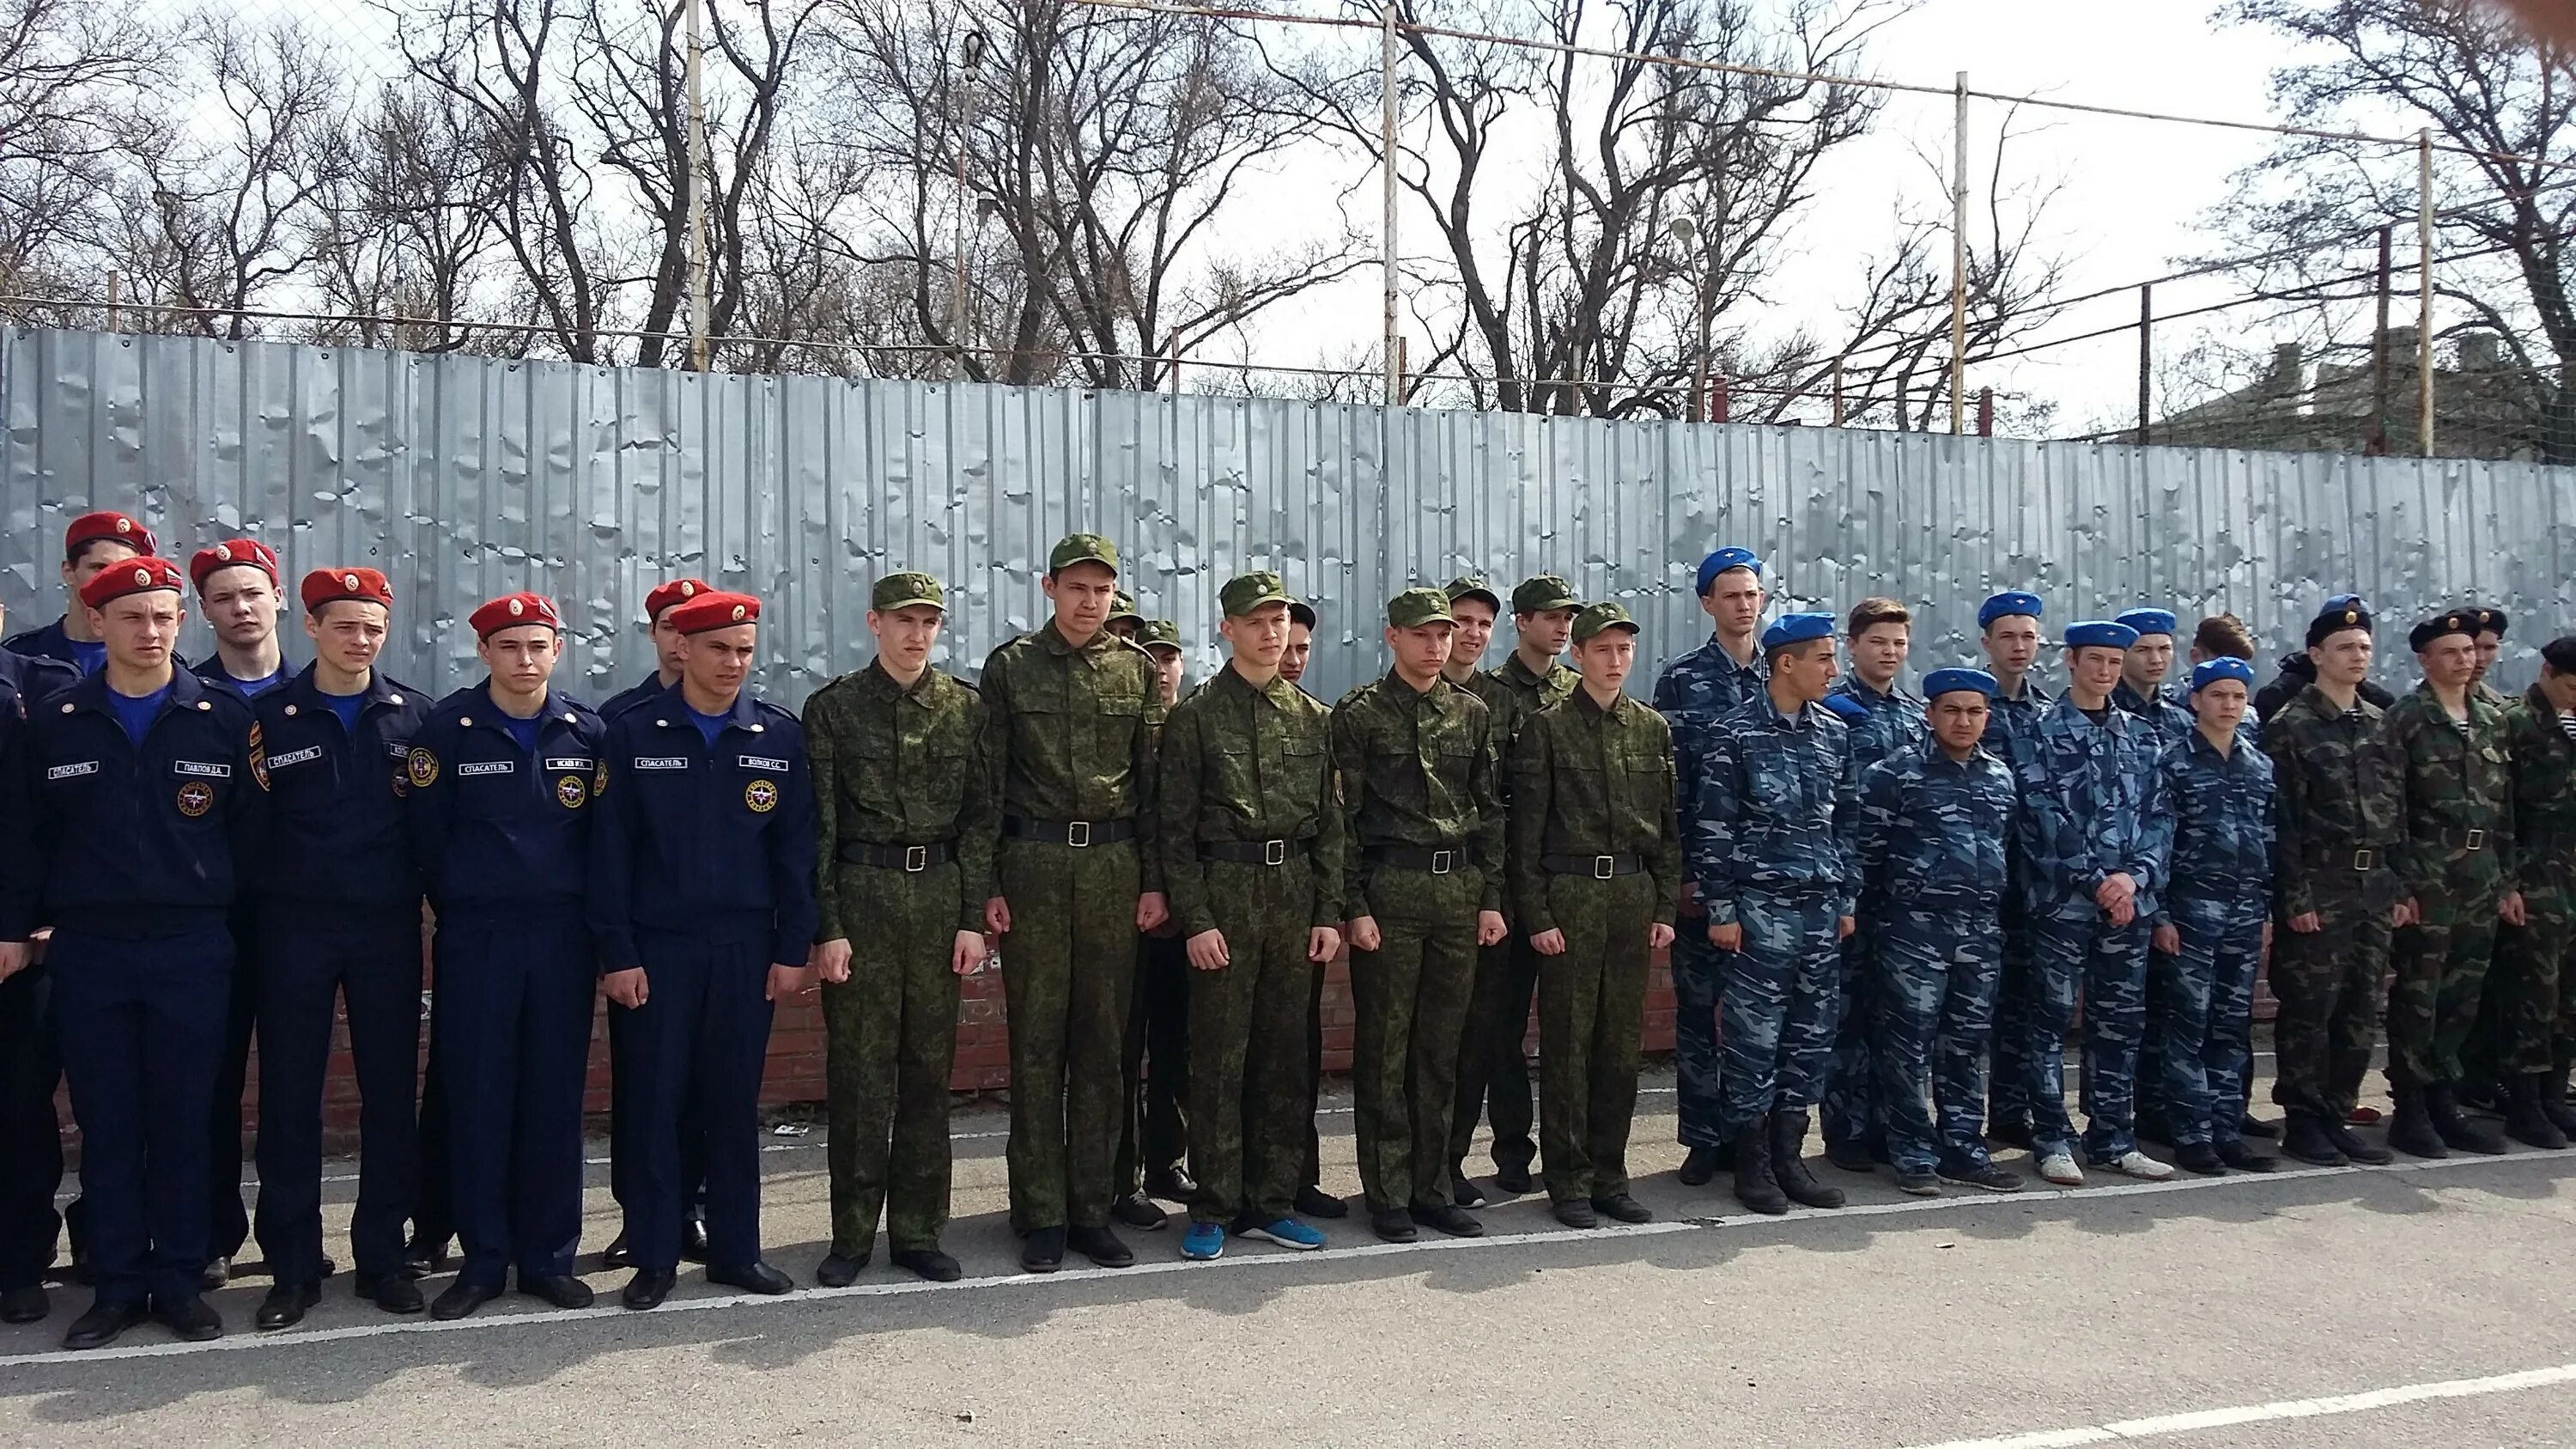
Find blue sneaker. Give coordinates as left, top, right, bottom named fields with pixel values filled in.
left=1241, top=1217, right=1326, bottom=1251
left=1181, top=1222, right=1224, bottom=1260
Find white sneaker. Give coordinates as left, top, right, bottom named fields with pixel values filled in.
left=2037, top=1152, right=2085, bottom=1186
left=2105, top=1149, right=2175, bottom=1181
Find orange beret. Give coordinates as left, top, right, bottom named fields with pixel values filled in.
left=470, top=591, right=562, bottom=638
left=65, top=510, right=155, bottom=559
left=645, top=577, right=715, bottom=621
left=190, top=539, right=280, bottom=590
left=301, top=567, right=394, bottom=613
left=667, top=591, right=760, bottom=636
left=78, top=557, right=186, bottom=609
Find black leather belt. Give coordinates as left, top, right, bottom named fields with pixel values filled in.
left=1541, top=853, right=1643, bottom=879
left=840, top=841, right=956, bottom=872
left=1364, top=844, right=1479, bottom=874
left=1004, top=816, right=1138, bottom=848
left=1202, top=838, right=1298, bottom=866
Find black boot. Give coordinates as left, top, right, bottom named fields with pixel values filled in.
left=1768, top=1110, right=1844, bottom=1209
left=2543, top=1059, right=2576, bottom=1138
left=2427, top=1083, right=2506, bottom=1155
left=2453, top=1076, right=2504, bottom=1115
left=2385, top=1087, right=2447, bottom=1160
left=1676, top=1144, right=1722, bottom=1187
left=1731, top=1123, right=1787, bottom=1215
left=2278, top=1112, right=2347, bottom=1167
left=2503, top=1074, right=2571, bottom=1150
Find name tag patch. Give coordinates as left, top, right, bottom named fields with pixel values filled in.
left=267, top=745, right=325, bottom=769
left=738, top=754, right=791, bottom=772
left=458, top=760, right=514, bottom=777
left=173, top=760, right=233, bottom=779
left=543, top=757, right=593, bottom=772
left=46, top=761, right=98, bottom=781
left=634, top=757, right=688, bottom=770
left=386, top=741, right=412, bottom=759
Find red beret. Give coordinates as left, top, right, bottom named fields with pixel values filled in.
left=301, top=567, right=394, bottom=613
left=190, top=539, right=281, bottom=590
left=65, top=510, right=155, bottom=559
left=645, top=577, right=715, bottom=621
left=77, top=557, right=186, bottom=610
left=470, top=591, right=562, bottom=638
left=667, top=591, right=760, bottom=636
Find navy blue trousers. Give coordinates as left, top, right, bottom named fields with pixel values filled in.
left=437, top=906, right=594, bottom=1287
left=51, top=927, right=231, bottom=1306
left=0, top=963, right=65, bottom=1293
left=252, top=905, right=424, bottom=1284
left=206, top=906, right=259, bottom=1263
left=616, top=929, right=775, bottom=1274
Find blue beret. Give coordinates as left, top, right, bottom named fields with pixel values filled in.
left=1695, top=546, right=1763, bottom=595
left=2064, top=620, right=2139, bottom=650
left=2114, top=607, right=2178, bottom=638
left=2324, top=592, right=2366, bottom=613
left=1820, top=693, right=1869, bottom=724
left=1923, top=667, right=1998, bottom=701
left=1978, top=591, right=2044, bottom=628
left=2190, top=656, right=2257, bottom=694
left=1759, top=612, right=1837, bottom=652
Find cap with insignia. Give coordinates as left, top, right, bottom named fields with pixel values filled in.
left=64, top=510, right=156, bottom=560
left=2474, top=606, right=2508, bottom=638
left=1759, top=612, right=1836, bottom=652
left=1923, top=667, right=1998, bottom=701
left=1694, top=546, right=1762, bottom=596
left=671, top=591, right=761, bottom=635
left=1220, top=570, right=1293, bottom=618
left=1287, top=600, right=1318, bottom=630
left=1049, top=533, right=1120, bottom=575
left=1444, top=574, right=1503, bottom=612
left=2114, top=607, right=2178, bottom=639
left=2064, top=620, right=2138, bottom=650
left=77, top=557, right=185, bottom=609
left=1978, top=591, right=2044, bottom=628
left=1571, top=600, right=1637, bottom=643
left=1138, top=620, right=1182, bottom=653
left=646, top=577, right=714, bottom=621
left=470, top=591, right=562, bottom=638
left=1387, top=588, right=1456, bottom=629
left=2190, top=656, right=2257, bottom=693
left=2306, top=595, right=2372, bottom=648
left=2409, top=609, right=2476, bottom=653
left=1510, top=574, right=1581, bottom=615
left=301, top=567, right=393, bottom=613
left=872, top=572, right=945, bottom=612
left=189, top=539, right=280, bottom=591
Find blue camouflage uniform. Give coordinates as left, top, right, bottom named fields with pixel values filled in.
left=1856, top=729, right=2018, bottom=1176
left=2151, top=715, right=2275, bottom=1151
left=1981, top=672, right=2055, bottom=1132
left=2012, top=688, right=2173, bottom=1163
left=1692, top=691, right=1858, bottom=1135
left=1653, top=630, right=1769, bottom=1154
left=405, top=680, right=608, bottom=1291
left=1819, top=676, right=1928, bottom=1160
left=2111, top=679, right=2195, bottom=747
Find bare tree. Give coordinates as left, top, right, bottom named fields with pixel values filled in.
left=303, top=82, right=513, bottom=353
left=0, top=0, right=163, bottom=304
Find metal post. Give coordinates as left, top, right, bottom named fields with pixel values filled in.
left=1381, top=3, right=1400, bottom=405
left=1977, top=386, right=1994, bottom=438
left=104, top=270, right=122, bottom=333
left=683, top=0, right=711, bottom=372
left=1830, top=357, right=1844, bottom=427
left=2417, top=128, right=2435, bottom=457
left=2136, top=283, right=2151, bottom=445
left=1711, top=371, right=1729, bottom=425
left=2371, top=223, right=2392, bottom=452
left=1949, top=70, right=1968, bottom=435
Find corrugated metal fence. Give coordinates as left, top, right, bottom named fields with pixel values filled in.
left=7, top=326, right=2574, bottom=705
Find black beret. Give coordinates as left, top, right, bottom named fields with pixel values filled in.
left=2409, top=610, right=2476, bottom=653
left=2306, top=600, right=2371, bottom=649
left=2475, top=606, right=2508, bottom=638
left=2542, top=635, right=2576, bottom=673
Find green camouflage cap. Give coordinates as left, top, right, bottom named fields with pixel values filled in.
left=871, top=571, right=945, bottom=612
left=1106, top=588, right=1140, bottom=624
left=1049, top=533, right=1119, bottom=575
left=1444, top=574, right=1503, bottom=612
left=1571, top=600, right=1639, bottom=643
left=1220, top=569, right=1294, bottom=618
left=1387, top=587, right=1456, bottom=629
left=1511, top=573, right=1581, bottom=614
left=1138, top=619, right=1182, bottom=652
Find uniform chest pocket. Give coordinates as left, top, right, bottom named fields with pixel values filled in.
left=452, top=753, right=526, bottom=817
left=732, top=752, right=793, bottom=821
left=1279, top=738, right=1329, bottom=799
left=167, top=757, right=233, bottom=825
left=1744, top=749, right=1809, bottom=819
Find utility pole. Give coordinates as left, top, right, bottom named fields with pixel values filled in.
left=954, top=32, right=986, bottom=383
left=1949, top=71, right=1968, bottom=435
left=1381, top=3, right=1400, bottom=406
left=2417, top=128, right=2435, bottom=457
left=684, top=0, right=711, bottom=372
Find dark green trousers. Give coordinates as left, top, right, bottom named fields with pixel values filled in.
left=1349, top=865, right=1483, bottom=1214
left=1449, top=931, right=1540, bottom=1176
left=1186, top=859, right=1317, bottom=1227
left=2269, top=897, right=2392, bottom=1121
left=999, top=837, right=1139, bottom=1234
left=822, top=860, right=963, bottom=1257
left=2389, top=880, right=2501, bottom=1091
left=1535, top=873, right=1654, bottom=1203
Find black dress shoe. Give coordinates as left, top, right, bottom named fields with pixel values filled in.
left=403, top=1234, right=452, bottom=1280
left=600, top=1232, right=634, bottom=1271
left=679, top=1220, right=713, bottom=1264
left=62, top=1298, right=147, bottom=1351
left=1449, top=1171, right=1488, bottom=1209
left=519, top=1273, right=595, bottom=1310
left=891, top=1248, right=962, bottom=1283
left=199, top=1256, right=231, bottom=1293
left=1676, top=1144, right=1722, bottom=1187
left=433, top=1281, right=506, bottom=1320
left=621, top=1268, right=677, bottom=1311
left=2216, top=1139, right=2280, bottom=1172
left=1592, top=1193, right=1655, bottom=1223
left=2172, top=1142, right=2228, bottom=1176
left=813, top=1251, right=869, bottom=1288
left=255, top=1281, right=320, bottom=1330
left=708, top=1261, right=793, bottom=1295
left=356, top=1272, right=426, bottom=1315
left=152, top=1293, right=222, bottom=1342
left=1492, top=1162, right=1534, bottom=1196
left=2239, top=1114, right=2281, bottom=1139
left=1144, top=1168, right=1199, bottom=1202
left=0, top=1285, right=46, bottom=1324
left=1066, top=1226, right=1133, bottom=1268
left=1369, top=1209, right=1418, bottom=1243
left=1110, top=1192, right=1168, bottom=1231
left=1552, top=1198, right=1599, bottom=1229
left=1410, top=1202, right=1485, bottom=1238
left=1019, top=1226, right=1067, bottom=1274
left=1294, top=1185, right=1348, bottom=1219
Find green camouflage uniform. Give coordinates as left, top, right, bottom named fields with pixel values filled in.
left=1507, top=618, right=1679, bottom=1205
left=806, top=607, right=996, bottom=1260
left=2384, top=680, right=2512, bottom=1092
left=981, top=539, right=1164, bottom=1235
left=1158, top=584, right=1345, bottom=1227
left=2261, top=683, right=2407, bottom=1123
left=1332, top=594, right=1508, bottom=1215
left=2493, top=685, right=2576, bottom=1075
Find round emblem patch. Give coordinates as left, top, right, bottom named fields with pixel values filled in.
left=594, top=762, right=609, bottom=800
left=744, top=778, right=779, bottom=813
left=407, top=746, right=440, bottom=789
left=556, top=774, right=586, bottom=809
left=175, top=781, right=214, bottom=818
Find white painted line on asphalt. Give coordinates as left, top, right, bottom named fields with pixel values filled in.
left=2, top=1143, right=2561, bottom=1370
left=1902, top=1361, right=2576, bottom=1447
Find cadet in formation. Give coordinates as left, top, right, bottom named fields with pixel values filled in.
left=1508, top=601, right=1677, bottom=1227
left=805, top=573, right=993, bottom=1287
left=1974, top=590, right=2053, bottom=1157
left=1156, top=571, right=1346, bottom=1260
left=2114, top=606, right=2192, bottom=1143
left=3, top=510, right=157, bottom=674
left=1331, top=588, right=1507, bottom=1242
left=1114, top=617, right=1194, bottom=1230
left=1278, top=598, right=1344, bottom=1222
left=2484, top=635, right=2576, bottom=1148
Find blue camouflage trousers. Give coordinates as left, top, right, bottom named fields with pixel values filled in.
left=1988, top=902, right=2036, bottom=1129
left=1819, top=927, right=1881, bottom=1157
left=1873, top=905, right=2004, bottom=1176
left=2021, top=909, right=2150, bottom=1161
left=1717, top=892, right=1844, bottom=1135
left=1670, top=923, right=1727, bottom=1150
left=2152, top=895, right=2264, bottom=1149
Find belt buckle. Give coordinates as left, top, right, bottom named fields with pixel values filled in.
left=1593, top=854, right=1616, bottom=880
left=1263, top=838, right=1287, bottom=868
left=903, top=844, right=928, bottom=873
left=2464, top=828, right=2486, bottom=851
left=1067, top=820, right=1091, bottom=849
left=2352, top=848, right=2373, bottom=871
left=1429, top=849, right=1455, bottom=875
